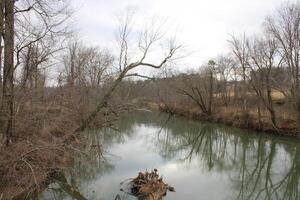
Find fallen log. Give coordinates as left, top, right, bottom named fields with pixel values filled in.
left=121, top=169, right=175, bottom=200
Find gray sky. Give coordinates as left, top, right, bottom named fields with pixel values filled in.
left=72, top=0, right=287, bottom=71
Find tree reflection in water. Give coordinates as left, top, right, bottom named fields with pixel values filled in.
left=41, top=111, right=299, bottom=200
left=145, top=112, right=300, bottom=200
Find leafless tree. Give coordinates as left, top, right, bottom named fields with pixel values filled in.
left=265, top=1, right=300, bottom=127
left=228, top=34, right=250, bottom=111
left=177, top=61, right=216, bottom=117
left=74, top=11, right=181, bottom=132
left=246, top=36, right=282, bottom=128
left=0, top=0, right=72, bottom=145
left=215, top=56, right=236, bottom=107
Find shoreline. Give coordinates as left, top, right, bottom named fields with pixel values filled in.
left=5, top=106, right=299, bottom=199
left=145, top=103, right=300, bottom=138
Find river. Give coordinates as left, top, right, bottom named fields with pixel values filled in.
left=41, top=111, right=300, bottom=200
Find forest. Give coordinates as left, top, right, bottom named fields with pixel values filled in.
left=0, top=0, right=299, bottom=199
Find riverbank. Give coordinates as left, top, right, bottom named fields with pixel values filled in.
left=145, top=102, right=300, bottom=138
left=40, top=111, right=300, bottom=200
left=0, top=102, right=298, bottom=199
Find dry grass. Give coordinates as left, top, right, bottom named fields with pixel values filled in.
left=271, top=90, right=286, bottom=101
left=213, top=90, right=287, bottom=102
left=156, top=100, right=298, bottom=135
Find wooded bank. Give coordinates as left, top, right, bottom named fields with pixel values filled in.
left=1, top=0, right=300, bottom=199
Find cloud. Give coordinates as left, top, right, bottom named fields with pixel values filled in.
left=72, top=0, right=286, bottom=70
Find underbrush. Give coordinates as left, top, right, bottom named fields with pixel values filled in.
left=0, top=102, right=117, bottom=199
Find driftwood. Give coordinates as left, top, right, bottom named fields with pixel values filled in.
left=121, top=169, right=175, bottom=200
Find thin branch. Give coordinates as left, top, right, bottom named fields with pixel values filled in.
left=124, top=73, right=155, bottom=80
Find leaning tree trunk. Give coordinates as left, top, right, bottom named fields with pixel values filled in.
left=2, top=0, right=14, bottom=145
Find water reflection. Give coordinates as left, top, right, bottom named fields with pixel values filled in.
left=143, top=112, right=300, bottom=200
left=144, top=112, right=300, bottom=200
left=42, top=111, right=300, bottom=200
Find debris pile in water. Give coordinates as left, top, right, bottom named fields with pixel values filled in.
left=122, top=169, right=175, bottom=200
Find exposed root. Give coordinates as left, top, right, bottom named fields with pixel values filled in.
left=122, top=169, right=175, bottom=200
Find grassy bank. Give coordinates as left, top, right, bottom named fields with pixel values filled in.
left=146, top=102, right=299, bottom=138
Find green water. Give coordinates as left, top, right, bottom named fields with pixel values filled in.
left=42, top=111, right=300, bottom=200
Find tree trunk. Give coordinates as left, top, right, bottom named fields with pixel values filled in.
left=0, top=0, right=3, bottom=95
left=257, top=106, right=263, bottom=130
left=208, top=70, right=213, bottom=115
left=297, top=99, right=300, bottom=130
left=2, top=0, right=14, bottom=145
left=266, top=73, right=277, bottom=128
left=74, top=68, right=129, bottom=133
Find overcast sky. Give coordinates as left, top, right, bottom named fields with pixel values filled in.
left=71, top=0, right=288, bottom=71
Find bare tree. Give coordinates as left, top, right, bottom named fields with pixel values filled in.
left=0, top=0, right=71, bottom=145
left=215, top=55, right=236, bottom=107
left=84, top=48, right=113, bottom=87
left=74, top=11, right=181, bottom=133
left=63, top=41, right=114, bottom=87
left=61, top=40, right=115, bottom=124
left=265, top=2, right=300, bottom=127
left=228, top=34, right=250, bottom=111
left=246, top=36, right=282, bottom=128
left=177, top=61, right=216, bottom=117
